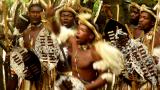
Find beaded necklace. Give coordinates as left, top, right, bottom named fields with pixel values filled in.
left=74, top=50, right=80, bottom=78
left=74, top=45, right=89, bottom=79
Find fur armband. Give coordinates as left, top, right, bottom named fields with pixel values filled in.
left=58, top=26, right=76, bottom=44
left=93, top=41, right=124, bottom=75
left=101, top=72, right=116, bottom=90
left=93, top=60, right=109, bottom=71
left=101, top=73, right=114, bottom=83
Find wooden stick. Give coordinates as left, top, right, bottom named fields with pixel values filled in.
left=2, top=50, right=6, bottom=90
left=125, top=24, right=133, bottom=39
left=93, top=0, right=103, bottom=23
left=116, top=4, right=119, bottom=21
left=151, top=5, right=159, bottom=54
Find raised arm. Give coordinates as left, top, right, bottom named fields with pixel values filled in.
left=44, top=5, right=60, bottom=35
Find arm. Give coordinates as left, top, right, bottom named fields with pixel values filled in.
left=44, top=5, right=60, bottom=35
left=102, top=4, right=113, bottom=19
left=84, top=49, right=107, bottom=90
left=68, top=36, right=80, bottom=54
left=85, top=74, right=107, bottom=90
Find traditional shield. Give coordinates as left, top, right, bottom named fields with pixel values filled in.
left=34, top=28, right=64, bottom=72
left=10, top=47, right=41, bottom=81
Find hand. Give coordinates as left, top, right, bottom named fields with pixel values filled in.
left=102, top=4, right=112, bottom=18
left=85, top=84, right=92, bottom=90
left=68, top=36, right=76, bottom=44
left=45, top=5, right=55, bottom=17
left=158, top=85, right=160, bottom=90
left=102, top=4, right=111, bottom=12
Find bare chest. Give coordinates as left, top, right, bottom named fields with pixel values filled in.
left=72, top=50, right=93, bottom=69
left=24, top=28, right=41, bottom=47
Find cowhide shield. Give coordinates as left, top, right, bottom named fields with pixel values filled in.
left=55, top=75, right=85, bottom=90
left=34, top=28, right=64, bottom=71
left=10, top=47, right=41, bottom=81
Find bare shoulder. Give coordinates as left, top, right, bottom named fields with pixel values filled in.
left=23, top=28, right=30, bottom=35
left=90, top=46, right=101, bottom=62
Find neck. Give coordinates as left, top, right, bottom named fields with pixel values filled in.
left=130, top=19, right=139, bottom=26
left=30, top=23, right=42, bottom=30
left=32, top=23, right=42, bottom=26
left=78, top=44, right=91, bottom=51
left=143, top=27, right=152, bottom=34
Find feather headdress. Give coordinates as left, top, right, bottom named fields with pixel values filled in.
left=129, top=2, right=141, bottom=10
left=140, top=4, right=157, bottom=19
left=77, top=13, right=102, bottom=41
left=55, top=4, right=77, bottom=25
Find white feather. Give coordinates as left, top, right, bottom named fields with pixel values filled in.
left=19, top=37, right=24, bottom=47
left=153, top=47, right=160, bottom=71
left=51, top=26, right=76, bottom=44
left=48, top=63, right=56, bottom=71
left=101, top=73, right=113, bottom=82
left=93, top=41, right=124, bottom=75
left=153, top=47, right=160, bottom=58
left=78, top=13, right=92, bottom=20
left=13, top=27, right=20, bottom=35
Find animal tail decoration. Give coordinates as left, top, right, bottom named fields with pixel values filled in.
left=93, top=40, right=124, bottom=76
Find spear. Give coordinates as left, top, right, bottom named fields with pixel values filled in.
left=116, top=4, right=119, bottom=21
left=151, top=0, right=160, bottom=54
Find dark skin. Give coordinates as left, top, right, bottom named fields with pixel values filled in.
left=133, top=11, right=155, bottom=39
left=101, top=4, right=113, bottom=19
left=60, top=11, right=75, bottom=28
left=23, top=5, right=43, bottom=48
left=129, top=7, right=140, bottom=26
left=46, top=5, right=106, bottom=89
left=68, top=24, right=106, bottom=90
left=154, top=29, right=160, bottom=48
left=23, top=4, right=60, bottom=48
left=138, top=11, right=155, bottom=33
left=56, top=10, right=76, bottom=72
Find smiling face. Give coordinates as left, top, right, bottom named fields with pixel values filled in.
left=28, top=5, right=43, bottom=25
left=76, top=23, right=95, bottom=45
left=60, top=11, right=75, bottom=28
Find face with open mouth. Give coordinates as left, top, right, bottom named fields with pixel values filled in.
left=76, top=23, right=95, bottom=45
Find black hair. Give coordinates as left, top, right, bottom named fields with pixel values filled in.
left=28, top=3, right=43, bottom=12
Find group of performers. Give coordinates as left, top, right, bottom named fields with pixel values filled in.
left=0, top=0, right=160, bottom=90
